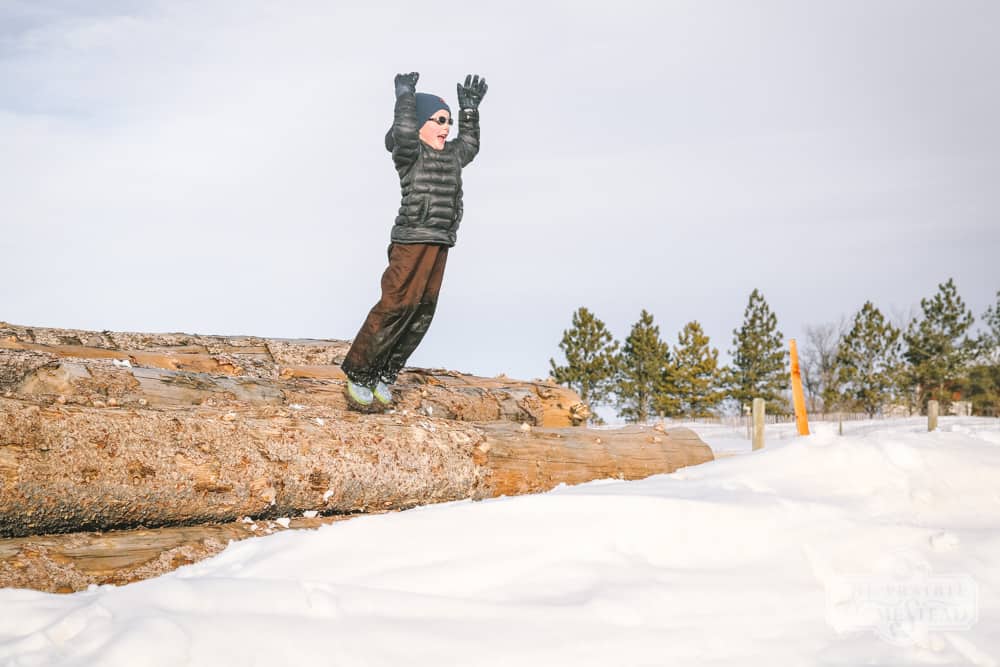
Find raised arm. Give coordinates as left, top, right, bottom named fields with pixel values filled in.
left=386, top=72, right=421, bottom=171
left=455, top=74, right=487, bottom=167
left=455, top=108, right=480, bottom=167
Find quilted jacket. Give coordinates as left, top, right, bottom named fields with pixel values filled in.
left=383, top=91, right=480, bottom=247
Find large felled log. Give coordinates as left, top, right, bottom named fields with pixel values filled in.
left=0, top=395, right=712, bottom=537
left=0, top=321, right=589, bottom=427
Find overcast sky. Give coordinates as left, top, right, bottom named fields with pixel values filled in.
left=2, top=1, right=998, bottom=383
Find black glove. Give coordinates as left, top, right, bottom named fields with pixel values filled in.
left=456, top=74, right=487, bottom=110
left=394, top=71, right=419, bottom=98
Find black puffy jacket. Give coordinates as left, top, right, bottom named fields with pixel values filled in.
left=383, top=91, right=480, bottom=247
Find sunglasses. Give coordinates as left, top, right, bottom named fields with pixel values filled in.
left=427, top=115, right=453, bottom=126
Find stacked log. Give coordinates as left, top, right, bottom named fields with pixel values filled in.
left=0, top=321, right=589, bottom=426
left=0, top=514, right=364, bottom=594
left=0, top=321, right=715, bottom=591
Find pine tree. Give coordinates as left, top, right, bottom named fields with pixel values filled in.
left=833, top=301, right=902, bottom=417
left=670, top=321, right=724, bottom=417
left=726, top=289, right=788, bottom=413
left=615, top=310, right=672, bottom=423
left=902, top=278, right=976, bottom=411
left=964, top=291, right=1000, bottom=416
left=965, top=364, right=1000, bottom=417
left=984, top=290, right=1000, bottom=355
left=549, top=307, right=619, bottom=414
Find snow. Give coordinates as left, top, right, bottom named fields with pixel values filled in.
left=1, top=417, right=998, bottom=666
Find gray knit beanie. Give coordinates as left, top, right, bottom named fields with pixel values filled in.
left=415, top=92, right=451, bottom=123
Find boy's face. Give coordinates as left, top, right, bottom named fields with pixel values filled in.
left=419, top=109, right=451, bottom=151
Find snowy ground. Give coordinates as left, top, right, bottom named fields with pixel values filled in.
left=1, top=418, right=998, bottom=666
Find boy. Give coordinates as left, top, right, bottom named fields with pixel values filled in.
left=341, top=71, right=488, bottom=412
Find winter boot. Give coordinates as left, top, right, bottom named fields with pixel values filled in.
left=345, top=379, right=377, bottom=413
left=372, top=380, right=394, bottom=407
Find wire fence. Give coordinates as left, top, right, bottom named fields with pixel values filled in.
left=655, top=412, right=879, bottom=428
left=594, top=408, right=1000, bottom=430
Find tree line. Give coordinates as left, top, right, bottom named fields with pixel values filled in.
left=549, top=279, right=1000, bottom=423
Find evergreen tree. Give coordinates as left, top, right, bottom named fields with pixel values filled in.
left=670, top=321, right=724, bottom=417
left=965, top=364, right=1000, bottom=417
left=615, top=310, right=672, bottom=423
left=833, top=301, right=902, bottom=416
left=726, top=289, right=788, bottom=413
left=549, top=307, right=619, bottom=414
left=983, top=290, right=1000, bottom=355
left=964, top=291, right=1000, bottom=416
left=902, top=278, right=977, bottom=411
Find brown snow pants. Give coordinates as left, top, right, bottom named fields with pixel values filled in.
left=341, top=242, right=449, bottom=387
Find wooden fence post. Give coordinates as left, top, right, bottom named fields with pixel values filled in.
left=928, top=400, right=939, bottom=432
left=752, top=398, right=765, bottom=450
left=789, top=339, right=810, bottom=436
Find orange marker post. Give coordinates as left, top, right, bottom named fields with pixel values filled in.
left=789, top=338, right=810, bottom=436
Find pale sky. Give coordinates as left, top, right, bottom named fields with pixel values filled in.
left=2, top=1, right=998, bottom=383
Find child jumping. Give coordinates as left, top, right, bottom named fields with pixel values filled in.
left=341, top=71, right=487, bottom=412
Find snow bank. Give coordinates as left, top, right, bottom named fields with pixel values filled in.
left=1, top=418, right=998, bottom=666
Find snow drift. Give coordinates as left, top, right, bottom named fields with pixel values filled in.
left=1, top=418, right=998, bottom=666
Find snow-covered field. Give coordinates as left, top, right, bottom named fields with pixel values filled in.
left=1, top=418, right=998, bottom=666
